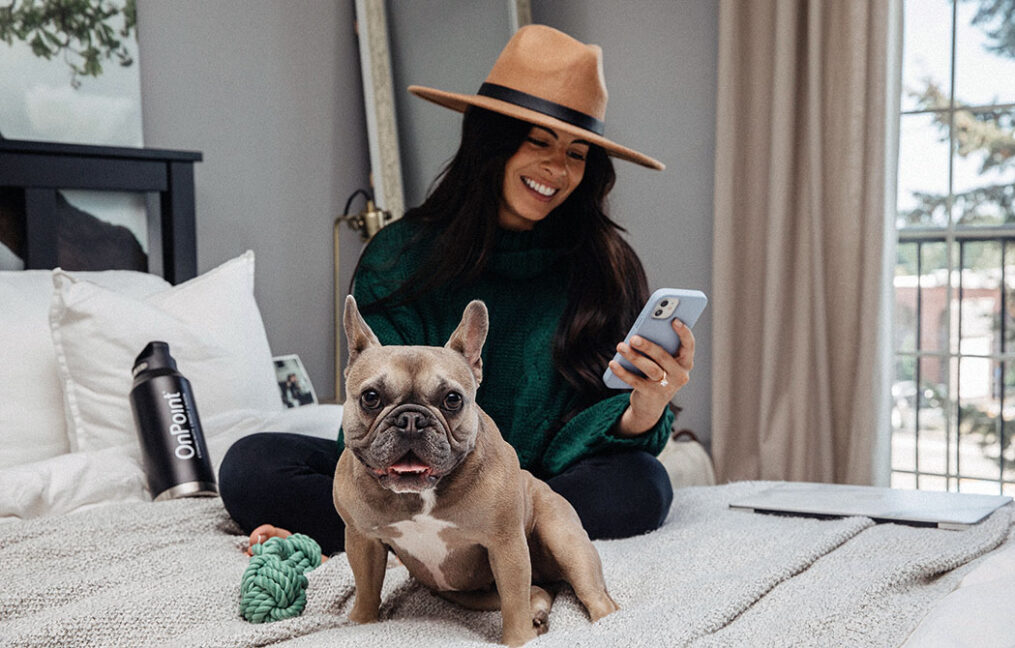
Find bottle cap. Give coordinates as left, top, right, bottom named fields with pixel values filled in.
left=132, top=341, right=178, bottom=377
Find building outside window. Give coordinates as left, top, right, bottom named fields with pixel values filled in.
left=893, top=0, right=1015, bottom=494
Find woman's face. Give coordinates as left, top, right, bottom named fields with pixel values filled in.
left=498, top=125, right=589, bottom=231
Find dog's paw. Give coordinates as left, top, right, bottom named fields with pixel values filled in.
left=503, top=627, right=539, bottom=647
left=530, top=585, right=553, bottom=635
left=348, top=605, right=380, bottom=625
left=588, top=594, right=619, bottom=622
left=532, top=608, right=549, bottom=636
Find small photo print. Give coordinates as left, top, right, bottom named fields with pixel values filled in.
left=273, top=355, right=318, bottom=408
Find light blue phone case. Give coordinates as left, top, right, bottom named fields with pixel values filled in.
left=602, top=288, right=708, bottom=390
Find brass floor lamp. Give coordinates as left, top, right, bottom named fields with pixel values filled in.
left=334, top=190, right=392, bottom=402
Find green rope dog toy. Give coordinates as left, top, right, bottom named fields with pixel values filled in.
left=240, top=533, right=322, bottom=623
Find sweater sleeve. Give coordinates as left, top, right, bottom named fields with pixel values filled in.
left=538, top=394, right=674, bottom=476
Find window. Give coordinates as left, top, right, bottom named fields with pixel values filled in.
left=893, top=0, right=1015, bottom=494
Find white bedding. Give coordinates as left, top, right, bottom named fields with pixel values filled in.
left=3, top=263, right=1013, bottom=646
left=900, top=525, right=1015, bottom=648
left=0, top=404, right=343, bottom=523
left=0, top=482, right=1010, bottom=648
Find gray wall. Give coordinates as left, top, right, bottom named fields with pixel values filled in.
left=386, top=0, right=514, bottom=206
left=136, top=0, right=370, bottom=402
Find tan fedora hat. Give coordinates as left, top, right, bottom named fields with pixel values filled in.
left=408, top=24, right=664, bottom=171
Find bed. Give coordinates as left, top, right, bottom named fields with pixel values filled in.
left=1, top=142, right=1014, bottom=648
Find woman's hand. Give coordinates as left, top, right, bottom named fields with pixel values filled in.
left=608, top=318, right=695, bottom=437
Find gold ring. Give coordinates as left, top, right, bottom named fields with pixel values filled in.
left=658, top=371, right=669, bottom=387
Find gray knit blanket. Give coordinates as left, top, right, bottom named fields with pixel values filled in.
left=1, top=482, right=1011, bottom=647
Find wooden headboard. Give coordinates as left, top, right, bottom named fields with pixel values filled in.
left=0, top=138, right=202, bottom=284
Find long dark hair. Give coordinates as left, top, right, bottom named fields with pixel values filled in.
left=359, top=107, right=648, bottom=407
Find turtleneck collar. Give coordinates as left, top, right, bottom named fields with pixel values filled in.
left=488, top=219, right=568, bottom=279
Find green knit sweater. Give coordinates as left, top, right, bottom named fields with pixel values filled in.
left=338, top=217, right=673, bottom=478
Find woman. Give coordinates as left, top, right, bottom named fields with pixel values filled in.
left=220, top=25, right=695, bottom=556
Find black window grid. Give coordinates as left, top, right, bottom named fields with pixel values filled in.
left=894, top=234, right=1015, bottom=494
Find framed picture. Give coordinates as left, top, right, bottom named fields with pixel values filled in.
left=0, top=0, right=142, bottom=146
left=0, top=0, right=147, bottom=272
left=273, top=354, right=318, bottom=408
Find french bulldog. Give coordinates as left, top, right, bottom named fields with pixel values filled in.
left=333, top=296, right=619, bottom=647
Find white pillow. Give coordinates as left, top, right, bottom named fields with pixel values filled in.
left=0, top=270, right=170, bottom=468
left=0, top=404, right=343, bottom=522
left=900, top=543, right=1015, bottom=648
left=50, top=251, right=283, bottom=452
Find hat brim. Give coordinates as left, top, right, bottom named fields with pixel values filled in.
left=408, top=85, right=665, bottom=171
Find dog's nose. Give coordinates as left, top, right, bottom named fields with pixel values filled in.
left=395, top=411, right=428, bottom=434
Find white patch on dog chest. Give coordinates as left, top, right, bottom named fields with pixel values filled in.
left=388, top=489, right=458, bottom=590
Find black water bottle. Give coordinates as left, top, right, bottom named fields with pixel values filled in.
left=129, top=341, right=218, bottom=501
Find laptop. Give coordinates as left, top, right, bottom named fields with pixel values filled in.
left=729, top=482, right=1012, bottom=530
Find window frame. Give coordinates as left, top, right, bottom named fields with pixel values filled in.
left=893, top=0, right=1015, bottom=495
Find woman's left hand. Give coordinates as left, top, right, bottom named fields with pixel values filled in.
left=608, top=318, right=695, bottom=437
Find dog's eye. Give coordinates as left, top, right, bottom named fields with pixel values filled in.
left=442, top=391, right=463, bottom=412
left=359, top=389, right=382, bottom=411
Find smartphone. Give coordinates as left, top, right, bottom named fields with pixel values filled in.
left=602, top=288, right=708, bottom=390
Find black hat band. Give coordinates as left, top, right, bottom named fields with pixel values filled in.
left=477, top=83, right=605, bottom=136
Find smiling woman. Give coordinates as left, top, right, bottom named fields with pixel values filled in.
left=220, top=24, right=687, bottom=557
left=499, top=126, right=589, bottom=231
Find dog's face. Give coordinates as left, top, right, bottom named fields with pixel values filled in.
left=341, top=296, right=488, bottom=493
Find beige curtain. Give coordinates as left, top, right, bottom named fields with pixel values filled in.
left=711, top=0, right=900, bottom=485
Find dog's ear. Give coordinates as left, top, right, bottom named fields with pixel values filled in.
left=344, top=295, right=381, bottom=368
left=446, top=300, right=488, bottom=385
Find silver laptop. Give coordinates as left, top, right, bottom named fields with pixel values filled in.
left=729, top=482, right=1012, bottom=530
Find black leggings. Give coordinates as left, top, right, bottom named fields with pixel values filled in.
left=219, top=432, right=673, bottom=555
